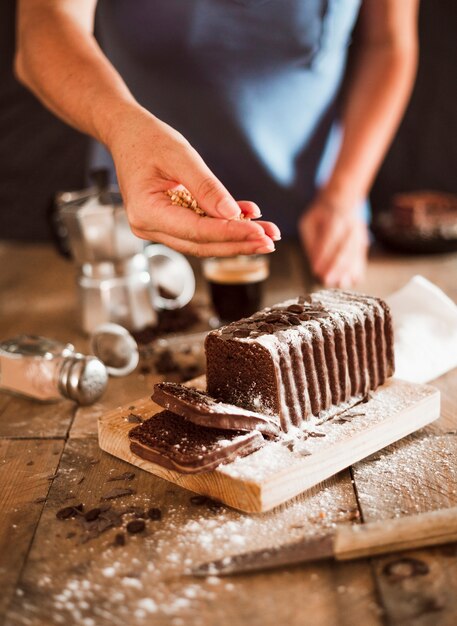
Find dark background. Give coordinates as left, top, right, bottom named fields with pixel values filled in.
left=1, top=0, right=456, bottom=242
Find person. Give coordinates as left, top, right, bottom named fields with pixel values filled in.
left=15, top=0, right=418, bottom=287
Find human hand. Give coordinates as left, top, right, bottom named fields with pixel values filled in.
left=299, top=198, right=369, bottom=288
left=108, top=105, right=281, bottom=257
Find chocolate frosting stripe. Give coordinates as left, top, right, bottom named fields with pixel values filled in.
left=287, top=338, right=309, bottom=425
left=278, top=348, right=298, bottom=429
left=311, top=323, right=332, bottom=411
left=333, top=313, right=351, bottom=401
left=342, top=293, right=377, bottom=391
left=355, top=318, right=369, bottom=395
left=344, top=319, right=360, bottom=396
left=301, top=334, right=321, bottom=416
left=378, top=300, right=395, bottom=376
left=321, top=321, right=340, bottom=405
left=265, top=340, right=291, bottom=432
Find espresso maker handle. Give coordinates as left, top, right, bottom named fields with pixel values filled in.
left=144, top=244, right=196, bottom=311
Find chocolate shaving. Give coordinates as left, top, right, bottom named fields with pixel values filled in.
left=308, top=430, right=326, bottom=438
left=100, top=487, right=136, bottom=501
left=126, top=519, right=146, bottom=534
left=147, top=507, right=162, bottom=521
left=56, top=503, right=84, bottom=520
left=288, top=314, right=302, bottom=325
left=114, top=533, right=126, bottom=546
left=233, top=329, right=251, bottom=338
left=126, top=413, right=143, bottom=424
left=107, top=471, right=136, bottom=482
left=287, top=304, right=303, bottom=314
left=84, top=508, right=101, bottom=522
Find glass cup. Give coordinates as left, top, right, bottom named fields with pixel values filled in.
left=202, top=255, right=270, bottom=325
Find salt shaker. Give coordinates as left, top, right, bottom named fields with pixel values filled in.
left=0, top=335, right=108, bottom=405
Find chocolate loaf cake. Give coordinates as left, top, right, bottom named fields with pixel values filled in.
left=205, top=290, right=395, bottom=432
left=129, top=410, right=264, bottom=473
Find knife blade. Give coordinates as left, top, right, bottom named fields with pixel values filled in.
left=192, top=533, right=334, bottom=577
left=192, top=505, right=457, bottom=577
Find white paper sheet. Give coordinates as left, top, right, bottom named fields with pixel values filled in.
left=386, top=275, right=457, bottom=384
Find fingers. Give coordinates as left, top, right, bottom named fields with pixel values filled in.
left=143, top=231, right=276, bottom=258
left=256, top=220, right=281, bottom=241
left=237, top=200, right=261, bottom=219
left=130, top=193, right=279, bottom=246
left=323, top=224, right=368, bottom=287
left=312, top=216, right=348, bottom=278
left=170, top=145, right=241, bottom=219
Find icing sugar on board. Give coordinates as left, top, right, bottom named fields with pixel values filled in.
left=98, top=377, right=440, bottom=513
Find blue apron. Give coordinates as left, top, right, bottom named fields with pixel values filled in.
left=94, top=0, right=361, bottom=235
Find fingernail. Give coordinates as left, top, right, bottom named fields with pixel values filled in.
left=247, top=231, right=266, bottom=241
left=255, top=242, right=275, bottom=253
left=271, top=233, right=281, bottom=241
left=216, top=198, right=242, bottom=219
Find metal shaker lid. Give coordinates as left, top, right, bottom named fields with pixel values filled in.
left=58, top=355, right=108, bottom=406
left=90, top=323, right=139, bottom=377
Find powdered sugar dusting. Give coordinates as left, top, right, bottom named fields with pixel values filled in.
left=219, top=380, right=437, bottom=482
left=18, top=464, right=359, bottom=625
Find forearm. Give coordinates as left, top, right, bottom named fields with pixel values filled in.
left=15, top=1, right=143, bottom=147
left=320, top=40, right=418, bottom=211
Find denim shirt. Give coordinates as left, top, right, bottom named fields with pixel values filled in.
left=95, top=0, right=361, bottom=234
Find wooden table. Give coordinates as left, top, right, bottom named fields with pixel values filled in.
left=1, top=240, right=457, bottom=626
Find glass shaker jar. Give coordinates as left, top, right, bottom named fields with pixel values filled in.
left=0, top=335, right=108, bottom=405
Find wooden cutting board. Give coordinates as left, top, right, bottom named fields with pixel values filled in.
left=98, top=377, right=440, bottom=513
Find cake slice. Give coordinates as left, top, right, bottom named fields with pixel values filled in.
left=205, top=289, right=394, bottom=432
left=129, top=410, right=264, bottom=473
left=152, top=381, right=280, bottom=439
left=392, top=191, right=457, bottom=231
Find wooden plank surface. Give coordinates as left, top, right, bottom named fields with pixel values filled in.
left=4, top=437, right=382, bottom=626
left=0, top=439, right=64, bottom=617
left=98, top=377, right=440, bottom=512
left=1, top=240, right=457, bottom=626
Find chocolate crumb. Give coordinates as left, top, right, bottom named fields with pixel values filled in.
left=114, top=533, right=126, bottom=546
left=128, top=405, right=136, bottom=411
left=26, top=460, right=34, bottom=466
left=190, top=495, right=210, bottom=506
left=66, top=532, right=76, bottom=539
left=107, top=471, right=136, bottom=482
left=56, top=503, right=84, bottom=520
left=126, top=519, right=146, bottom=534
left=34, top=497, right=46, bottom=504
left=84, top=508, right=101, bottom=522
left=126, top=413, right=143, bottom=424
left=147, top=508, right=162, bottom=521
left=101, top=487, right=135, bottom=501
left=287, top=304, right=303, bottom=314
left=288, top=315, right=302, bottom=325
left=233, top=329, right=251, bottom=338
left=308, top=430, right=326, bottom=438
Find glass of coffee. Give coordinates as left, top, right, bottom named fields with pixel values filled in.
left=202, top=255, right=270, bottom=325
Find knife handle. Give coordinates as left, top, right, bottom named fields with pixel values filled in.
left=334, top=506, right=457, bottom=561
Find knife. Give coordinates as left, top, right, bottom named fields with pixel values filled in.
left=192, top=505, right=457, bottom=577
